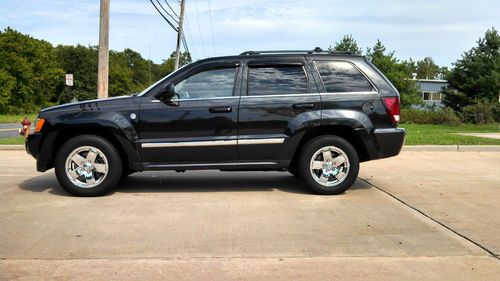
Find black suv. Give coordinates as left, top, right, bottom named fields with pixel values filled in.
left=26, top=49, right=405, bottom=196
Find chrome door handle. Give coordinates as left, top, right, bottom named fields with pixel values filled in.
left=209, top=106, right=232, bottom=113
left=292, top=103, right=314, bottom=110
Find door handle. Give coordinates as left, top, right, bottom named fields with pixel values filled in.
left=292, top=103, right=315, bottom=110
left=209, top=106, right=232, bottom=113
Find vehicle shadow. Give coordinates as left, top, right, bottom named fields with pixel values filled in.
left=18, top=171, right=372, bottom=196
left=18, top=172, right=68, bottom=196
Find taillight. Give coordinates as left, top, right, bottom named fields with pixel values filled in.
left=382, top=97, right=400, bottom=126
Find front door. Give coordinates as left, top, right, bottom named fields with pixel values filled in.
left=139, top=63, right=240, bottom=164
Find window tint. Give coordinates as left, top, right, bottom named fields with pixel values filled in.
left=174, top=67, right=236, bottom=99
left=248, top=65, right=307, bottom=96
left=315, top=61, right=374, bottom=93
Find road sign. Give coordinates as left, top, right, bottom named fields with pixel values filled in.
left=66, top=74, right=74, bottom=87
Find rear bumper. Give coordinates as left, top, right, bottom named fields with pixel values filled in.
left=372, top=128, right=406, bottom=159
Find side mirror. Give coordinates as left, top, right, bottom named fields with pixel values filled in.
left=155, top=83, right=176, bottom=100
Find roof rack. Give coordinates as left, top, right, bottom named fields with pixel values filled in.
left=239, top=47, right=354, bottom=56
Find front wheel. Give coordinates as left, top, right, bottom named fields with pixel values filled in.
left=55, top=135, right=123, bottom=196
left=298, top=135, right=359, bottom=195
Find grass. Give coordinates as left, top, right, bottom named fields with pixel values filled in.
left=1, top=122, right=500, bottom=146
left=0, top=114, right=38, bottom=124
left=402, top=123, right=500, bottom=145
left=0, top=136, right=25, bottom=145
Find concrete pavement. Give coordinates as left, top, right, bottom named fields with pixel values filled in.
left=456, top=133, right=500, bottom=140
left=361, top=151, right=500, bottom=256
left=0, top=151, right=499, bottom=280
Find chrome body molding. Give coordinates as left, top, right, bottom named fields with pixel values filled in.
left=151, top=96, right=240, bottom=103
left=238, top=138, right=285, bottom=145
left=141, top=138, right=285, bottom=148
left=141, top=140, right=237, bottom=148
left=148, top=162, right=278, bottom=168
left=150, top=92, right=379, bottom=103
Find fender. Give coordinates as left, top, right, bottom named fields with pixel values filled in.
left=320, top=109, right=374, bottom=131
left=37, top=110, right=141, bottom=171
left=283, top=109, right=377, bottom=162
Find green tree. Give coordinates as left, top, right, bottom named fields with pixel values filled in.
left=416, top=57, right=440, bottom=79
left=0, top=69, right=16, bottom=112
left=328, top=34, right=363, bottom=55
left=443, top=27, right=500, bottom=110
left=54, top=44, right=98, bottom=103
left=0, top=27, right=63, bottom=113
left=152, top=51, right=192, bottom=79
left=0, top=27, right=191, bottom=111
left=366, top=40, right=421, bottom=106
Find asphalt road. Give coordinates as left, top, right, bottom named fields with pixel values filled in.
left=0, top=123, right=21, bottom=138
left=0, top=150, right=499, bottom=280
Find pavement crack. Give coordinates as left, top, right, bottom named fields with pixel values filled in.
left=359, top=177, right=500, bottom=262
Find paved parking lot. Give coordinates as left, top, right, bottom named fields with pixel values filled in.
left=0, top=150, right=499, bottom=280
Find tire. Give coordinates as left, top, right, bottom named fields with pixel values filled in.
left=122, top=168, right=135, bottom=178
left=55, top=135, right=123, bottom=196
left=298, top=135, right=359, bottom=195
left=288, top=167, right=299, bottom=177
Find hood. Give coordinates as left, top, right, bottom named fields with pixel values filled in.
left=40, top=96, right=134, bottom=114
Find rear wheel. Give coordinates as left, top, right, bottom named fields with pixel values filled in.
left=55, top=135, right=122, bottom=196
left=298, top=135, right=359, bottom=195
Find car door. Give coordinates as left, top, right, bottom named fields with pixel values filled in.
left=139, top=61, right=241, bottom=165
left=237, top=56, right=321, bottom=163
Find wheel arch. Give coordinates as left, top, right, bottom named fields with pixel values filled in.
left=289, top=125, right=370, bottom=170
left=49, top=125, right=138, bottom=171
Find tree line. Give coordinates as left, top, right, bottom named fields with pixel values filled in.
left=1, top=27, right=498, bottom=115
left=0, top=27, right=191, bottom=114
left=330, top=28, right=499, bottom=113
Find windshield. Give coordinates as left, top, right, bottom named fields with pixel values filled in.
left=137, top=63, right=192, bottom=97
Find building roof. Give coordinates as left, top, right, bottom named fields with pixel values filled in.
left=416, top=79, right=448, bottom=92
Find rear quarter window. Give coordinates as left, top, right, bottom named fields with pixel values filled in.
left=315, top=61, right=375, bottom=93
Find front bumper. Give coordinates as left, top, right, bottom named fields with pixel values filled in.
left=373, top=128, right=406, bottom=159
left=25, top=133, right=42, bottom=157
left=25, top=133, right=51, bottom=172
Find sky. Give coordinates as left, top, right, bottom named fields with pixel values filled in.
left=0, top=0, right=499, bottom=67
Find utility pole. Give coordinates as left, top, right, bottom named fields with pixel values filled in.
left=174, top=0, right=185, bottom=70
left=97, top=0, right=110, bottom=99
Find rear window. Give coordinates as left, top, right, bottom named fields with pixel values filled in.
left=315, top=61, right=374, bottom=93
left=247, top=65, right=307, bottom=96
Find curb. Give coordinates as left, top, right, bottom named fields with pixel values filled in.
left=403, top=145, right=500, bottom=152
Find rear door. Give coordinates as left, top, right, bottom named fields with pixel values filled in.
left=237, top=57, right=321, bottom=162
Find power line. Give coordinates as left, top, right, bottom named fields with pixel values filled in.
left=183, top=13, right=197, bottom=60
left=206, top=0, right=216, bottom=56
left=156, top=0, right=179, bottom=25
left=164, top=0, right=179, bottom=18
left=149, top=0, right=178, bottom=32
left=192, top=0, right=207, bottom=58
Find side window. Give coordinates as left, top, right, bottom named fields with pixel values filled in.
left=174, top=67, right=236, bottom=99
left=315, top=61, right=374, bottom=93
left=247, top=65, right=307, bottom=96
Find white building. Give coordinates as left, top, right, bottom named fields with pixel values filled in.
left=416, top=79, right=448, bottom=106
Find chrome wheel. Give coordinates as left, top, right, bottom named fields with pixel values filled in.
left=309, top=146, right=350, bottom=187
left=65, top=146, right=109, bottom=189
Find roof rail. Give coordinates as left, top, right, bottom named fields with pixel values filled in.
left=239, top=47, right=354, bottom=56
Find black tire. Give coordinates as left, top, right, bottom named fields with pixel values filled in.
left=298, top=135, right=359, bottom=195
left=288, top=167, right=299, bottom=177
left=55, top=135, right=123, bottom=196
left=121, top=168, right=135, bottom=179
